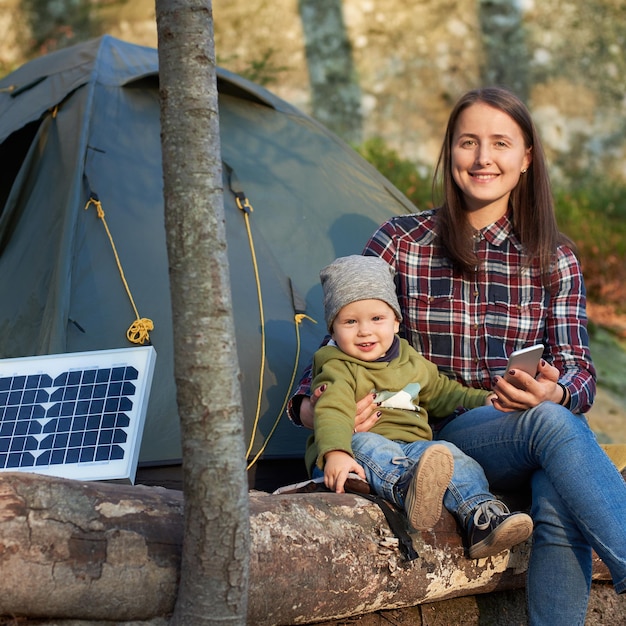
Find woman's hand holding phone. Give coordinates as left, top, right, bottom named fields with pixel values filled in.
left=504, top=344, right=544, bottom=388
left=493, top=345, right=563, bottom=411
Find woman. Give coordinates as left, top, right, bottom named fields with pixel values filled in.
left=289, top=87, right=626, bottom=625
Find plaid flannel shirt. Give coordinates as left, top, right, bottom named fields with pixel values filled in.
left=288, top=210, right=596, bottom=424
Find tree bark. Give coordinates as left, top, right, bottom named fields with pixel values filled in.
left=155, top=1, right=249, bottom=624
left=298, top=0, right=363, bottom=144
left=0, top=473, right=183, bottom=621
left=478, top=0, right=530, bottom=100
left=0, top=472, right=615, bottom=625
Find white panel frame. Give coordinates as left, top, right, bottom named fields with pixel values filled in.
left=0, top=346, right=156, bottom=483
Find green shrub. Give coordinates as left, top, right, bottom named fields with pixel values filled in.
left=355, top=138, right=433, bottom=211
left=555, top=183, right=626, bottom=312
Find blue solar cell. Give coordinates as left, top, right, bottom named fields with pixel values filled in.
left=63, top=386, right=79, bottom=401
left=35, top=450, right=51, bottom=465
left=95, top=446, right=111, bottom=461
left=22, top=389, right=37, bottom=404
left=69, top=432, right=83, bottom=447
left=98, top=430, right=113, bottom=445
left=50, top=388, right=64, bottom=402
left=18, top=405, right=34, bottom=420
left=60, top=402, right=76, bottom=417
left=90, top=399, right=105, bottom=414
left=54, top=372, right=69, bottom=386
left=96, top=369, right=110, bottom=383
left=113, top=429, right=127, bottom=444
left=84, top=431, right=98, bottom=446
left=54, top=433, right=70, bottom=448
left=80, top=447, right=95, bottom=462
left=4, top=405, right=17, bottom=420
left=81, top=369, right=97, bottom=384
left=67, top=371, right=82, bottom=385
left=8, top=390, right=23, bottom=404
left=11, top=375, right=26, bottom=390
left=10, top=436, right=27, bottom=451
left=93, top=383, right=107, bottom=399
left=39, top=434, right=54, bottom=448
left=27, top=420, right=41, bottom=434
left=57, top=417, right=72, bottom=432
left=76, top=400, right=91, bottom=416
left=78, top=386, right=93, bottom=400
left=14, top=421, right=29, bottom=435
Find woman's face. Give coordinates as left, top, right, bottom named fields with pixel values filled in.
left=451, top=102, right=532, bottom=224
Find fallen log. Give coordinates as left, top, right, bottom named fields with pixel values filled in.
left=0, top=471, right=616, bottom=625
left=0, top=473, right=183, bottom=622
left=247, top=488, right=614, bottom=625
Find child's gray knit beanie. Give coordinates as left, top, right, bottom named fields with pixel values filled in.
left=320, top=255, right=402, bottom=331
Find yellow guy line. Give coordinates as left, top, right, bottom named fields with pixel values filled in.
left=84, top=196, right=154, bottom=345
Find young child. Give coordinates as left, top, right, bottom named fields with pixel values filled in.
left=309, top=254, right=532, bottom=559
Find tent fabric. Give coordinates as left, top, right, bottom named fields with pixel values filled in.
left=0, top=35, right=416, bottom=466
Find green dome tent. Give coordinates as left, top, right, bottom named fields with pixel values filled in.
left=0, top=36, right=415, bottom=487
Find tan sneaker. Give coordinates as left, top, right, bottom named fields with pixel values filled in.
left=404, top=444, right=454, bottom=531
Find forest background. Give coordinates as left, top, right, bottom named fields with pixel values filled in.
left=1, top=0, right=625, bottom=442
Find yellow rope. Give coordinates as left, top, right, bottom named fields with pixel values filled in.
left=235, top=193, right=318, bottom=467
left=246, top=312, right=316, bottom=470
left=84, top=196, right=154, bottom=345
left=238, top=199, right=267, bottom=461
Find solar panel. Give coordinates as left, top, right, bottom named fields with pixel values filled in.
left=0, top=346, right=156, bottom=483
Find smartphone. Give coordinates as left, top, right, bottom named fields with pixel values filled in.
left=504, top=344, right=544, bottom=378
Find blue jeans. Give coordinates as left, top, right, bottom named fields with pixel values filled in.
left=435, top=402, right=626, bottom=626
left=349, top=431, right=497, bottom=525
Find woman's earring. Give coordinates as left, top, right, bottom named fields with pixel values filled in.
left=521, top=168, right=528, bottom=173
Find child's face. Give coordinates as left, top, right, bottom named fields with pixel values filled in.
left=331, top=299, right=400, bottom=362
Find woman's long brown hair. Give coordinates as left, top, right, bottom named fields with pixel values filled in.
left=433, top=87, right=574, bottom=282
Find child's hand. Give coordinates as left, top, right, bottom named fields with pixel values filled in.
left=484, top=392, right=498, bottom=406
left=324, top=450, right=366, bottom=493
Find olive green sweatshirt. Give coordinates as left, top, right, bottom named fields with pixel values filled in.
left=307, top=337, right=490, bottom=473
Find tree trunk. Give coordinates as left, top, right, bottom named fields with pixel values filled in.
left=155, top=1, right=249, bottom=624
left=298, top=0, right=363, bottom=144
left=21, top=0, right=97, bottom=54
left=478, top=0, right=529, bottom=100
left=0, top=472, right=615, bottom=625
